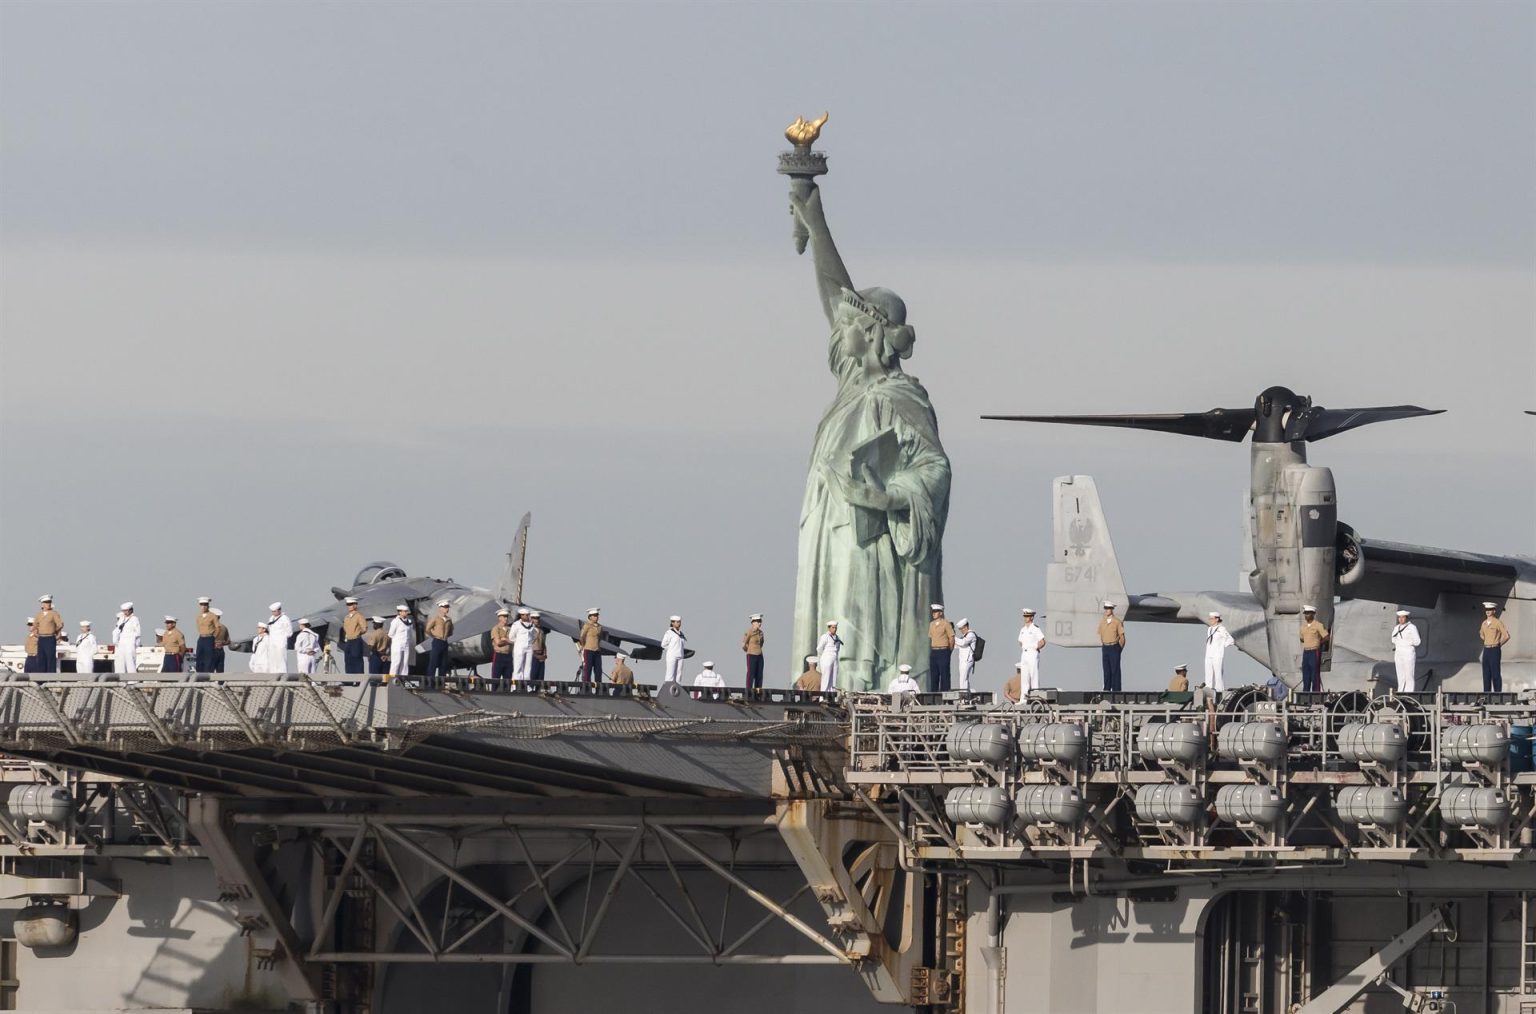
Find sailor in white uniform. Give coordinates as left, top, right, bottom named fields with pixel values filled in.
left=511, top=607, right=538, bottom=683
left=74, top=621, right=97, bottom=675
left=661, top=616, right=686, bottom=683
left=294, top=618, right=321, bottom=675
left=955, top=620, right=977, bottom=691
left=816, top=621, right=842, bottom=692
left=1017, top=609, right=1044, bottom=693
left=112, top=603, right=141, bottom=674
left=692, top=661, right=725, bottom=695
left=265, top=602, right=293, bottom=674
left=1203, top=612, right=1235, bottom=692
left=1391, top=609, right=1421, bottom=693
left=888, top=663, right=920, bottom=696
left=388, top=605, right=415, bottom=679
left=249, top=623, right=270, bottom=673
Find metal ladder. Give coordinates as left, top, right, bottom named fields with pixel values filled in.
left=1522, top=892, right=1536, bottom=994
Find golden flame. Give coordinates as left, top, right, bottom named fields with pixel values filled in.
left=784, top=111, right=830, bottom=148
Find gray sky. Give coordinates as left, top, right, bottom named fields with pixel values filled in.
left=2, top=1, right=1533, bottom=689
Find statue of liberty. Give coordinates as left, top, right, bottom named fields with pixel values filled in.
left=781, top=116, right=952, bottom=691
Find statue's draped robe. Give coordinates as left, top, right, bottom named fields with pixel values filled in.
left=792, top=341, right=950, bottom=690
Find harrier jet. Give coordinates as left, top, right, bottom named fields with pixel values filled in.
left=231, top=514, right=687, bottom=674
left=986, top=387, right=1533, bottom=690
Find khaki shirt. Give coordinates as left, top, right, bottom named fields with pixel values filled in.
left=34, top=610, right=64, bottom=637
left=365, top=628, right=390, bottom=656
left=1004, top=674, right=1021, bottom=703
left=742, top=628, right=764, bottom=655
left=161, top=628, right=187, bottom=654
left=196, top=611, right=217, bottom=637
left=1168, top=672, right=1189, bottom=692
left=490, top=622, right=513, bottom=654
left=1098, top=616, right=1125, bottom=646
left=578, top=620, right=602, bottom=651
left=795, top=668, right=822, bottom=691
left=1481, top=617, right=1510, bottom=648
left=24, top=633, right=37, bottom=656
left=426, top=614, right=454, bottom=640
left=929, top=618, right=955, bottom=650
left=610, top=660, right=634, bottom=685
left=214, top=622, right=231, bottom=648
left=1299, top=620, right=1329, bottom=650
left=342, top=611, right=367, bottom=640
left=532, top=627, right=547, bottom=660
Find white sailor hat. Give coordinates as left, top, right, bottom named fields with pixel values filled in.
left=269, top=602, right=282, bottom=611
left=517, top=607, right=530, bottom=615
left=1102, top=601, right=1116, bottom=609
left=898, top=663, right=912, bottom=674
left=79, top=619, right=91, bottom=627
left=825, top=619, right=837, bottom=627
left=256, top=621, right=269, bottom=630
left=1483, top=602, right=1499, bottom=610
left=530, top=610, right=541, bottom=618
left=343, top=596, right=358, bottom=605
left=370, top=615, right=386, bottom=623
left=1175, top=663, right=1188, bottom=672
left=496, top=608, right=511, bottom=616
left=38, top=595, right=52, bottom=603
left=703, top=661, right=714, bottom=668
left=1209, top=611, right=1222, bottom=619
left=299, top=617, right=311, bottom=626
left=806, top=655, right=818, bottom=665
left=435, top=600, right=450, bottom=608
left=197, top=596, right=211, bottom=605
left=211, top=608, right=223, bottom=617
left=164, top=615, right=177, bottom=623
left=957, top=617, right=970, bottom=627
left=1302, top=604, right=1317, bottom=612
left=395, top=604, right=409, bottom=612
left=587, top=608, right=600, bottom=616
left=1395, top=609, right=1410, bottom=616
left=929, top=603, right=944, bottom=611
left=750, top=613, right=763, bottom=621
left=120, top=602, right=134, bottom=611
left=669, top=615, right=681, bottom=622
left=154, top=628, right=165, bottom=637
left=1022, top=607, right=1035, bottom=614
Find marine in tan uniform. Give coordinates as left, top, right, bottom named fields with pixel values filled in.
left=424, top=601, right=455, bottom=687
left=742, top=614, right=766, bottom=693
left=1097, top=602, right=1126, bottom=693
left=212, top=609, right=231, bottom=672
left=610, top=653, right=634, bottom=685
left=489, top=609, right=514, bottom=688
left=1167, top=664, right=1189, bottom=693
left=1480, top=601, right=1511, bottom=693
left=1004, top=664, right=1022, bottom=703
left=795, top=655, right=823, bottom=692
left=578, top=609, right=603, bottom=683
left=1298, top=606, right=1329, bottom=693
left=34, top=596, right=64, bottom=672
left=928, top=604, right=956, bottom=692
left=530, top=612, right=548, bottom=681
left=364, top=617, right=390, bottom=677
left=194, top=597, right=217, bottom=672
left=340, top=597, right=368, bottom=674
left=159, top=617, right=188, bottom=673
left=23, top=619, right=39, bottom=674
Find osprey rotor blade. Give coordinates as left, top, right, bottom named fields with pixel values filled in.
left=981, top=409, right=1256, bottom=442
left=1294, top=405, right=1445, bottom=442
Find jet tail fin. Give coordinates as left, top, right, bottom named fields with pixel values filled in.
left=494, top=512, right=532, bottom=605
left=1045, top=476, right=1129, bottom=646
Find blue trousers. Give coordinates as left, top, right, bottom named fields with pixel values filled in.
left=164, top=652, right=183, bottom=673
left=581, top=650, right=602, bottom=683
left=491, top=653, right=513, bottom=687
left=342, top=639, right=365, bottom=674
left=368, top=651, right=386, bottom=676
left=427, top=638, right=449, bottom=683
left=745, top=654, right=764, bottom=691
left=531, top=658, right=546, bottom=682
left=1483, top=646, right=1503, bottom=694
left=213, top=648, right=226, bottom=673
left=1301, top=649, right=1322, bottom=693
left=1101, top=644, right=1123, bottom=693
left=929, top=649, right=952, bottom=692
left=195, top=635, right=215, bottom=673
left=37, top=635, right=57, bottom=673
left=23, top=654, right=38, bottom=673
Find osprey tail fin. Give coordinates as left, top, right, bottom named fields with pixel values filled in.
left=1045, top=476, right=1128, bottom=646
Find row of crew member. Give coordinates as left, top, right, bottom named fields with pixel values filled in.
left=18, top=597, right=236, bottom=675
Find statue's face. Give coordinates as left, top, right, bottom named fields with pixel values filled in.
left=834, top=302, right=879, bottom=361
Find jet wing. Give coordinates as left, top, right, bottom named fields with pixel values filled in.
left=1342, top=538, right=1521, bottom=608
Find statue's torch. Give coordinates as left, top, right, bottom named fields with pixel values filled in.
left=778, top=112, right=829, bottom=255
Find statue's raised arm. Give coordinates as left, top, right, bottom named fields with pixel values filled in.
left=788, top=180, right=852, bottom=329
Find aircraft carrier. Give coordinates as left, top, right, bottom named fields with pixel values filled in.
left=3, top=667, right=1536, bottom=1012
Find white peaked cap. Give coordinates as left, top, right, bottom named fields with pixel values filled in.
left=395, top=604, right=409, bottom=611
left=38, top=595, right=52, bottom=603
left=343, top=597, right=358, bottom=604
left=587, top=608, right=600, bottom=615
left=25, top=618, right=33, bottom=624
left=930, top=603, right=943, bottom=610
left=299, top=618, right=311, bottom=625
left=269, top=602, right=282, bottom=611
left=1483, top=602, right=1499, bottom=609
left=211, top=608, right=223, bottom=617
left=1022, top=607, right=1035, bottom=614
left=1303, top=604, right=1317, bottom=611
left=898, top=663, right=912, bottom=673
left=806, top=655, right=818, bottom=664
left=154, top=628, right=165, bottom=637
left=436, top=600, right=449, bottom=607
left=703, top=661, right=714, bottom=668
left=750, top=614, right=763, bottom=621
left=1209, top=612, right=1222, bottom=618
left=120, top=602, right=133, bottom=610
left=616, top=652, right=627, bottom=660
left=1175, top=663, right=1188, bottom=671
left=197, top=597, right=211, bottom=605
left=79, top=620, right=91, bottom=627
left=530, top=611, right=541, bottom=617
left=957, top=618, right=969, bottom=627
left=1014, top=663, right=1022, bottom=670
left=496, top=608, right=511, bottom=616
left=370, top=615, right=385, bottom=623
left=1396, top=610, right=1410, bottom=616
left=164, top=615, right=176, bottom=622
left=1102, top=601, right=1116, bottom=608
